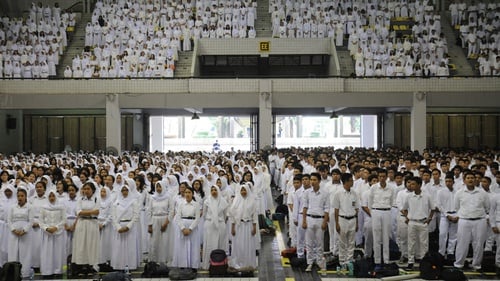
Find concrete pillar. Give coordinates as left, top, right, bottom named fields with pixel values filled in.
left=361, top=115, right=377, bottom=149
left=150, top=116, right=164, bottom=151
left=259, top=80, right=273, bottom=149
left=106, top=94, right=121, bottom=153
left=411, top=92, right=427, bottom=153
left=132, top=112, right=144, bottom=149
left=383, top=113, right=395, bottom=147
left=0, top=109, right=23, bottom=154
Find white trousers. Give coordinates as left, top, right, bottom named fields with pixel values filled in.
left=390, top=207, right=399, bottom=241
left=338, top=217, right=356, bottom=264
left=289, top=213, right=297, bottom=247
left=363, top=217, right=373, bottom=258
left=494, top=223, right=500, bottom=265
left=296, top=215, right=306, bottom=257
left=454, top=218, right=487, bottom=269
left=438, top=215, right=458, bottom=256
left=328, top=211, right=338, bottom=255
left=397, top=215, right=408, bottom=258
left=372, top=209, right=391, bottom=264
left=407, top=221, right=428, bottom=264
left=305, top=217, right=324, bottom=265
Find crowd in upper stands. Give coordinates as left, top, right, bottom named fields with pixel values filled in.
left=65, top=0, right=258, bottom=78
left=1, top=0, right=499, bottom=78
left=451, top=0, right=499, bottom=76
left=0, top=2, right=76, bottom=78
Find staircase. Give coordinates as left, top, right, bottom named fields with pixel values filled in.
left=175, top=50, right=194, bottom=77
left=255, top=0, right=272, bottom=37
left=336, top=46, right=355, bottom=76
left=439, top=12, right=476, bottom=76
left=56, top=13, right=92, bottom=77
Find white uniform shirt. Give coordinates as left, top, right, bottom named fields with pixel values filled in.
left=332, top=188, right=359, bottom=217
left=437, top=187, right=457, bottom=214
left=403, top=192, right=435, bottom=220
left=368, top=182, right=395, bottom=209
left=454, top=187, right=490, bottom=219
left=303, top=187, right=329, bottom=216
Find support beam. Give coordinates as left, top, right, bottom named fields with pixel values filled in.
left=106, top=94, right=121, bottom=153
left=411, top=92, right=427, bottom=152
left=383, top=113, right=395, bottom=147
left=259, top=80, right=273, bottom=149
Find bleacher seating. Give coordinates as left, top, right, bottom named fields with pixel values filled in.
left=0, top=4, right=76, bottom=78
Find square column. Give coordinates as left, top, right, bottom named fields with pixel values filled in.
left=259, top=80, right=273, bottom=149
left=106, top=94, right=121, bottom=153
left=411, top=92, right=427, bottom=152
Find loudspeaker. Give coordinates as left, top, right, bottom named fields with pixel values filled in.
left=6, top=118, right=16, bottom=130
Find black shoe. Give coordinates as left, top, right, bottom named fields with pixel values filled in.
left=406, top=263, right=414, bottom=270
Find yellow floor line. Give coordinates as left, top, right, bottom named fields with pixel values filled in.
left=274, top=220, right=291, bottom=267
left=285, top=278, right=295, bottom=281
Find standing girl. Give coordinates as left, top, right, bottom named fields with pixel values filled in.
left=110, top=185, right=140, bottom=270
left=72, top=182, right=100, bottom=275
left=172, top=185, right=201, bottom=270
left=147, top=181, right=171, bottom=263
left=202, top=186, right=229, bottom=269
left=40, top=190, right=67, bottom=278
left=229, top=184, right=258, bottom=271
left=7, top=188, right=33, bottom=278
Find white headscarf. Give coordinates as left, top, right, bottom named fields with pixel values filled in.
left=229, top=183, right=255, bottom=224
left=205, top=185, right=228, bottom=221
left=115, top=185, right=136, bottom=210
left=151, top=181, right=169, bottom=201
left=43, top=189, right=65, bottom=211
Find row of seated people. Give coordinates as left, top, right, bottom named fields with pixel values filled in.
left=354, top=54, right=450, bottom=77
left=268, top=0, right=436, bottom=39
left=1, top=33, right=65, bottom=78
left=452, top=1, right=499, bottom=76
left=66, top=43, right=177, bottom=78
left=449, top=0, right=498, bottom=27
left=0, top=4, right=77, bottom=78
left=85, top=0, right=257, bottom=47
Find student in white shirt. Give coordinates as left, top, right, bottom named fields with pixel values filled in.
left=453, top=171, right=490, bottom=270
left=302, top=172, right=329, bottom=272
left=402, top=177, right=436, bottom=270
left=368, top=169, right=395, bottom=270
left=333, top=173, right=359, bottom=267
left=437, top=173, right=458, bottom=260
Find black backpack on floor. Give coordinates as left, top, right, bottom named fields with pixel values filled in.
left=419, top=251, right=444, bottom=280
left=142, top=261, right=169, bottom=277
left=101, top=272, right=132, bottom=281
left=441, top=268, right=467, bottom=281
left=168, top=267, right=197, bottom=280
left=0, top=262, right=22, bottom=281
left=374, top=262, right=399, bottom=278
left=354, top=258, right=375, bottom=278
left=209, top=249, right=228, bottom=277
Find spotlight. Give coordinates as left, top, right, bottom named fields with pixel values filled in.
left=191, top=112, right=200, bottom=120
left=329, top=112, right=338, bottom=119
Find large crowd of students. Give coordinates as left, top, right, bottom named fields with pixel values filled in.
left=0, top=3, right=75, bottom=78
left=0, top=146, right=499, bottom=278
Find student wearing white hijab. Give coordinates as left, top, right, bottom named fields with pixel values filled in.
left=63, top=184, right=79, bottom=258
left=229, top=183, right=258, bottom=270
left=202, top=185, right=229, bottom=269
left=110, top=184, right=140, bottom=270
left=147, top=181, right=171, bottom=263
left=0, top=185, right=17, bottom=266
left=8, top=188, right=34, bottom=278
left=172, top=185, right=201, bottom=269
left=72, top=182, right=100, bottom=275
left=98, top=187, right=113, bottom=265
left=31, top=181, right=49, bottom=269
left=39, top=189, right=67, bottom=277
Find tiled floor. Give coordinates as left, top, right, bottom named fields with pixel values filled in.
left=46, top=279, right=258, bottom=281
